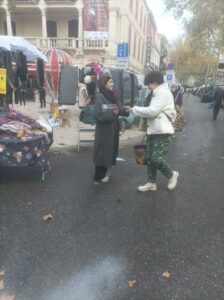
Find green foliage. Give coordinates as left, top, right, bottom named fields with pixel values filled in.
left=169, top=39, right=216, bottom=85
left=163, top=0, right=224, bottom=53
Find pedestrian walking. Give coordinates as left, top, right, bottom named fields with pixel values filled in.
left=171, top=83, right=183, bottom=107
left=125, top=71, right=179, bottom=191
left=93, top=73, right=128, bottom=185
left=212, top=87, right=224, bottom=121
left=38, top=86, right=46, bottom=108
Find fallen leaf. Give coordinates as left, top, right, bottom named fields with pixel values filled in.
left=0, top=295, right=15, bottom=300
left=42, top=214, right=53, bottom=222
left=128, top=280, right=137, bottom=288
left=162, top=271, right=172, bottom=279
left=0, top=271, right=5, bottom=277
left=0, top=279, right=5, bottom=290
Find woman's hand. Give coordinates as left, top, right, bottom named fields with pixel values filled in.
left=113, top=108, right=119, bottom=116
left=125, top=106, right=133, bottom=113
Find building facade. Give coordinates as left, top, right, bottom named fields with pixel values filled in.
left=0, top=0, right=166, bottom=74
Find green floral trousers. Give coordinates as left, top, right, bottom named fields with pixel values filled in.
left=146, top=135, right=173, bottom=183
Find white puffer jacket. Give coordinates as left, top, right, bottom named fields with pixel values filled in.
left=133, top=83, right=176, bottom=135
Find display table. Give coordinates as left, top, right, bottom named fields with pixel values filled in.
left=0, top=134, right=52, bottom=179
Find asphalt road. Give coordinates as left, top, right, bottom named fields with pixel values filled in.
left=0, top=95, right=224, bottom=300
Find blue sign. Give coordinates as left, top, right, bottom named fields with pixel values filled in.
left=167, top=74, right=173, bottom=81
left=167, top=63, right=174, bottom=70
left=117, top=43, right=129, bottom=57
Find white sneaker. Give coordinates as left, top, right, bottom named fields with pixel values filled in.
left=137, top=182, right=157, bottom=192
left=168, top=171, right=179, bottom=190
left=101, top=173, right=110, bottom=183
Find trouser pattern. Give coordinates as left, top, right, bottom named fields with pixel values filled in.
left=146, top=135, right=173, bottom=183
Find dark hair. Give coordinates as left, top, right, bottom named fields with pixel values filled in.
left=144, top=71, right=164, bottom=86
left=98, top=73, right=112, bottom=89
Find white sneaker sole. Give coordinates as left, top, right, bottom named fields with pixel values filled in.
left=137, top=186, right=157, bottom=192
left=168, top=171, right=179, bottom=190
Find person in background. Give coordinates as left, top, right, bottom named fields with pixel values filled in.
left=38, top=86, right=46, bottom=108
left=78, top=75, right=92, bottom=109
left=125, top=71, right=179, bottom=192
left=212, top=86, right=224, bottom=121
left=93, top=73, right=128, bottom=185
left=171, top=83, right=183, bottom=107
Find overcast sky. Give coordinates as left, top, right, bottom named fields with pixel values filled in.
left=146, top=0, right=184, bottom=43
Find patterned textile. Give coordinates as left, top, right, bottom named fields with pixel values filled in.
left=172, top=105, right=186, bottom=132
left=146, top=135, right=172, bottom=183
left=0, top=134, right=51, bottom=173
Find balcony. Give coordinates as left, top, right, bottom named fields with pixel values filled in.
left=14, top=0, right=39, bottom=2
left=45, top=0, right=76, bottom=2
left=25, top=37, right=109, bottom=51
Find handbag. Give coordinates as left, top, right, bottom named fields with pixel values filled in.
left=172, top=105, right=186, bottom=132
left=79, top=104, right=95, bottom=125
left=133, top=135, right=147, bottom=165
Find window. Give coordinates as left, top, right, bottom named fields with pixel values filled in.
left=140, top=7, right=143, bottom=28
left=135, top=1, right=138, bottom=20
left=3, top=21, right=16, bottom=35
left=138, top=38, right=141, bottom=62
left=141, top=45, right=145, bottom=65
left=68, top=19, right=78, bottom=38
left=128, top=25, right=132, bottom=55
left=130, top=0, right=133, bottom=11
left=133, top=32, right=137, bottom=58
left=47, top=20, right=57, bottom=37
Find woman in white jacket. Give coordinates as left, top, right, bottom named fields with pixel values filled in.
left=126, top=71, right=179, bottom=191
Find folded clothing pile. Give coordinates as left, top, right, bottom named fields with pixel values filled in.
left=0, top=107, right=53, bottom=144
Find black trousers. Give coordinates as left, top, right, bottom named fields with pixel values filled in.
left=213, top=98, right=222, bottom=120
left=94, top=166, right=107, bottom=181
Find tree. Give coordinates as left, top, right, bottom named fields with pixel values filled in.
left=163, top=0, right=224, bottom=54
left=169, top=39, right=216, bottom=85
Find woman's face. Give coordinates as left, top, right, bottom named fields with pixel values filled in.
left=106, top=79, right=114, bottom=91
left=171, top=85, right=177, bottom=92
left=148, top=83, right=158, bottom=91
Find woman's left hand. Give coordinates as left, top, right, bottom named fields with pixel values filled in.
left=125, top=106, right=133, bottom=113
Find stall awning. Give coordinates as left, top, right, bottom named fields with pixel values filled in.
left=0, top=36, right=47, bottom=62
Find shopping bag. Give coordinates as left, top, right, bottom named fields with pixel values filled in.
left=133, top=135, right=147, bottom=165
left=80, top=105, right=95, bottom=125
left=172, top=105, right=186, bottom=132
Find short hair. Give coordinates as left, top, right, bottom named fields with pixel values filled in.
left=144, top=71, right=164, bottom=86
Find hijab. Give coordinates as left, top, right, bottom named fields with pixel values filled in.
left=99, top=74, right=117, bottom=104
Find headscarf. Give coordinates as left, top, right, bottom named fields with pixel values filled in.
left=98, top=74, right=117, bottom=104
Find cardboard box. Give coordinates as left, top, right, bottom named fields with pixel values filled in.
left=59, top=109, right=70, bottom=120
left=50, top=103, right=59, bottom=114
left=61, top=119, right=71, bottom=127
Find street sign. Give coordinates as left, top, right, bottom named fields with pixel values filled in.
left=116, top=57, right=129, bottom=69
left=117, top=43, right=129, bottom=57
left=167, top=74, right=173, bottom=81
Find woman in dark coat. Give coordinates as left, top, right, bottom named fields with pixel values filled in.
left=93, top=73, right=128, bottom=185
left=171, top=83, right=183, bottom=107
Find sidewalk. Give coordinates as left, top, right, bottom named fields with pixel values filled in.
left=16, top=95, right=144, bottom=151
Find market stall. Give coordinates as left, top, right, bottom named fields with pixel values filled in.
left=0, top=36, right=52, bottom=181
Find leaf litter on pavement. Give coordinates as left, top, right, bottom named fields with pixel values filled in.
left=0, top=295, right=15, bottom=300
left=162, top=271, right=172, bottom=279
left=42, top=214, right=53, bottom=222
left=128, top=280, right=137, bottom=288
left=0, top=271, right=15, bottom=299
